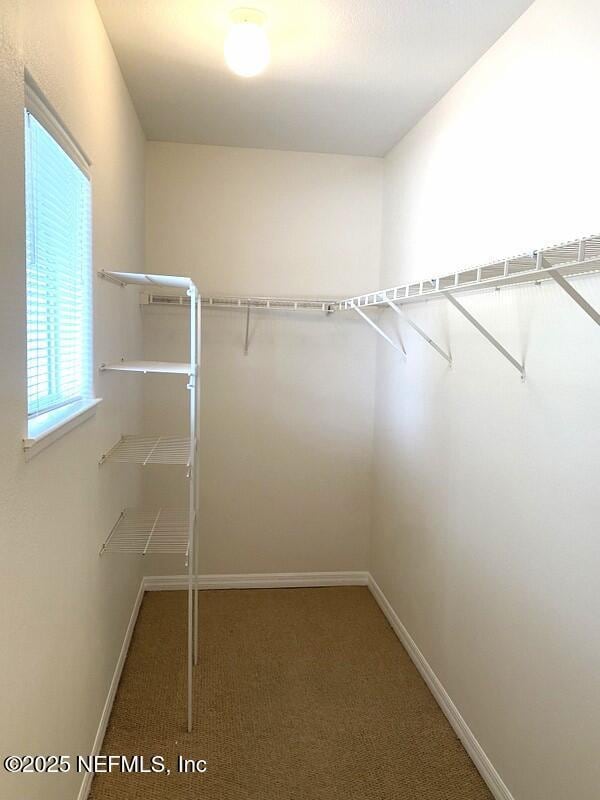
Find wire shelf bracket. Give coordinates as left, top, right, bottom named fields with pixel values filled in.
left=547, top=268, right=600, bottom=327
left=244, top=305, right=251, bottom=356
left=98, top=270, right=126, bottom=287
left=350, top=302, right=406, bottom=357
left=444, top=292, right=525, bottom=379
left=386, top=300, right=452, bottom=365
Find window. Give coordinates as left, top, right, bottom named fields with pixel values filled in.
left=25, top=102, right=94, bottom=444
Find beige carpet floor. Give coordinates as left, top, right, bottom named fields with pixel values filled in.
left=89, top=587, right=492, bottom=799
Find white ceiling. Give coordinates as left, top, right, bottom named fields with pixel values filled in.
left=96, top=0, right=533, bottom=157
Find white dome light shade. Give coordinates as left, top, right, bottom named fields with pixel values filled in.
left=224, top=9, right=270, bottom=77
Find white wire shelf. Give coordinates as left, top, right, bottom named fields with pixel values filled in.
left=98, top=270, right=194, bottom=290
left=340, top=233, right=600, bottom=310
left=141, top=292, right=339, bottom=313
left=100, top=509, right=191, bottom=555
left=100, top=435, right=193, bottom=466
left=99, top=360, right=193, bottom=375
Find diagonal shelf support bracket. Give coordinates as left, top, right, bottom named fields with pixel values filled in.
left=386, top=301, right=452, bottom=365
left=547, top=269, right=600, bottom=327
left=444, top=292, right=525, bottom=379
left=97, top=269, right=126, bottom=287
left=244, top=304, right=251, bottom=355
left=351, top=302, right=406, bottom=356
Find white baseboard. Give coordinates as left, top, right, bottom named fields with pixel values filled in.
left=367, top=575, right=514, bottom=800
left=77, top=578, right=145, bottom=800
left=143, top=571, right=369, bottom=591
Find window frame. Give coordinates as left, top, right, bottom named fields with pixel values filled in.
left=23, top=81, right=101, bottom=458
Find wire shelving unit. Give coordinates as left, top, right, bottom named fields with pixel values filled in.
left=338, top=234, right=600, bottom=311
left=98, top=270, right=200, bottom=733
left=101, top=235, right=600, bottom=371
left=341, top=233, right=600, bottom=378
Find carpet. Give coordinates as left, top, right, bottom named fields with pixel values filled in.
left=89, top=586, right=492, bottom=799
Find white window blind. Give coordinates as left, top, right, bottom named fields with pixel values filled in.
left=25, top=109, right=93, bottom=436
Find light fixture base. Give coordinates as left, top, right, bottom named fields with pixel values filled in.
left=230, top=7, right=266, bottom=26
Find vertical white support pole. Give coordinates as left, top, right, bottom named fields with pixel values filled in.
left=187, top=284, right=197, bottom=733
left=194, top=293, right=201, bottom=666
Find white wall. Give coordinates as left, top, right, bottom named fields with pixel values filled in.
left=0, top=3, right=145, bottom=799
left=143, top=143, right=382, bottom=575
left=371, top=1, right=600, bottom=799
left=3, top=2, right=597, bottom=799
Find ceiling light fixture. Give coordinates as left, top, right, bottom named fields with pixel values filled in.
left=224, top=8, right=270, bottom=78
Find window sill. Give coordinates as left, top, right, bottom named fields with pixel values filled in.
left=23, top=398, right=102, bottom=460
